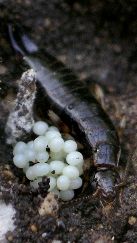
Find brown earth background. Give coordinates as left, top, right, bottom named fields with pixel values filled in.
left=0, top=0, right=137, bottom=242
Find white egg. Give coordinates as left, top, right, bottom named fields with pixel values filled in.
left=63, top=140, right=77, bottom=153
left=50, top=150, right=66, bottom=161
left=48, top=126, right=59, bottom=132
left=23, top=163, right=30, bottom=173
left=60, top=190, right=74, bottom=201
left=50, top=160, right=66, bottom=174
left=66, top=151, right=83, bottom=166
left=13, top=154, right=28, bottom=168
left=45, top=130, right=61, bottom=143
left=33, top=121, right=48, bottom=135
left=32, top=163, right=50, bottom=177
left=13, top=118, right=84, bottom=203
left=36, top=151, right=49, bottom=163
left=52, top=188, right=60, bottom=197
left=27, top=141, right=34, bottom=150
left=76, top=163, right=83, bottom=176
left=57, top=175, right=70, bottom=191
left=69, top=177, right=82, bottom=189
left=48, top=176, right=57, bottom=191
left=26, top=166, right=36, bottom=180
left=63, top=165, right=79, bottom=179
left=49, top=137, right=64, bottom=153
left=13, top=142, right=27, bottom=155
left=34, top=136, right=48, bottom=151
left=25, top=149, right=36, bottom=162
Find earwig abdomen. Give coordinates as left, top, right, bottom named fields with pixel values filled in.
left=29, top=56, right=120, bottom=169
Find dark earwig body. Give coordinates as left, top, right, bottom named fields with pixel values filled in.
left=8, top=25, right=121, bottom=200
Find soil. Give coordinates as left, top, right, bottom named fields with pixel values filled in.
left=0, top=1, right=137, bottom=242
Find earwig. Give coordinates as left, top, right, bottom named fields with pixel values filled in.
left=8, top=25, right=121, bottom=200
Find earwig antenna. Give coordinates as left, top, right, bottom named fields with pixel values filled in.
left=8, top=24, right=38, bottom=55
left=8, top=24, right=24, bottom=56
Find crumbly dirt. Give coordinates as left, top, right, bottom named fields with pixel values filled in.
left=0, top=1, right=137, bottom=242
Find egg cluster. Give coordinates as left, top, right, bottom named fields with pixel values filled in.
left=13, top=121, right=84, bottom=201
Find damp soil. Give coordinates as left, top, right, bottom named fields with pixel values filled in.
left=0, top=1, right=137, bottom=242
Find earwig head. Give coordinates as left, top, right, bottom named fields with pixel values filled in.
left=91, top=170, right=120, bottom=201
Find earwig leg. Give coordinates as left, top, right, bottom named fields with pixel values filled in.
left=123, top=151, right=134, bottom=178
left=115, top=151, right=135, bottom=204
left=92, top=188, right=100, bottom=198
left=115, top=181, right=127, bottom=189
left=115, top=150, right=134, bottom=191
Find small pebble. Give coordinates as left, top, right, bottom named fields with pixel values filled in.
left=128, top=216, right=137, bottom=225
left=30, top=224, right=38, bottom=232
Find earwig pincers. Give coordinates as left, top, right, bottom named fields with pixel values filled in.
left=8, top=25, right=121, bottom=200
